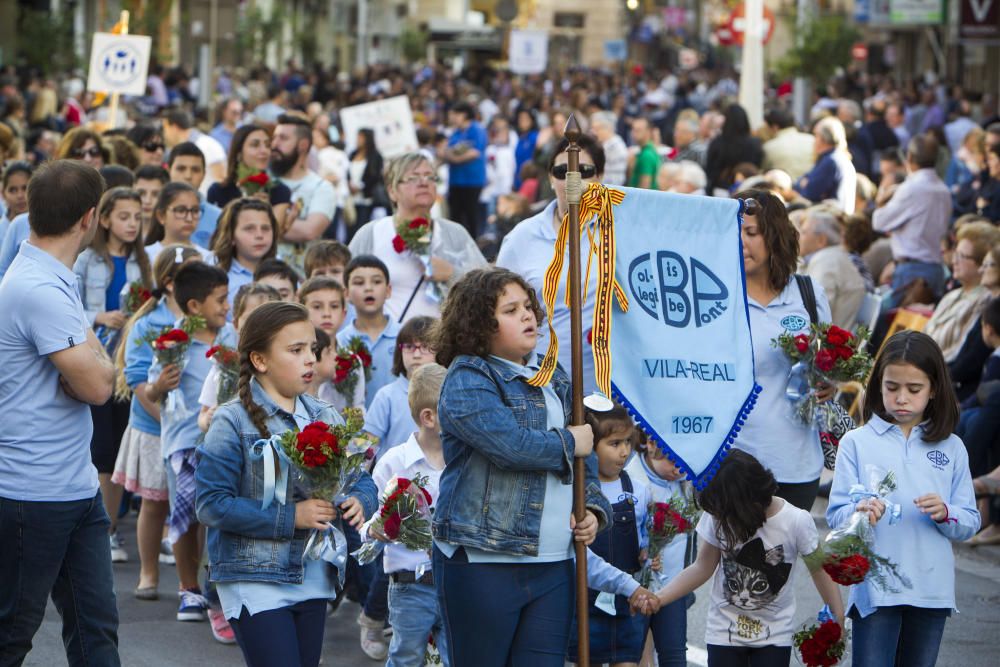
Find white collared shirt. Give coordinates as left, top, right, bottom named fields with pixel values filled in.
left=363, top=433, right=444, bottom=574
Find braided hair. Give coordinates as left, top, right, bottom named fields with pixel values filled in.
left=237, top=301, right=312, bottom=438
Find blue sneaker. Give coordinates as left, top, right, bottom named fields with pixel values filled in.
left=177, top=588, right=209, bottom=622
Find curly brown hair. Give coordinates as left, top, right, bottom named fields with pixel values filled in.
left=432, top=268, right=543, bottom=367
left=734, top=188, right=799, bottom=293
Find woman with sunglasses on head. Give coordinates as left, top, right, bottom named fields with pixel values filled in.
left=348, top=152, right=487, bottom=323
left=55, top=127, right=113, bottom=169
left=495, top=134, right=606, bottom=395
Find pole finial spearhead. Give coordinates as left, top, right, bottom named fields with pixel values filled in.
left=564, top=114, right=582, bottom=144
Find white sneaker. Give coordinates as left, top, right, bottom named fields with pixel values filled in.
left=110, top=532, right=128, bottom=563
left=358, top=611, right=389, bottom=660
left=158, top=538, right=176, bottom=565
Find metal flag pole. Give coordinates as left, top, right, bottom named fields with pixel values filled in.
left=563, top=113, right=590, bottom=665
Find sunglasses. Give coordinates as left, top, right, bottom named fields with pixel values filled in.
left=550, top=164, right=597, bottom=180
left=142, top=141, right=164, bottom=152
left=72, top=147, right=103, bottom=159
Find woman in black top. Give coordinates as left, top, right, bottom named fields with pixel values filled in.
left=348, top=128, right=386, bottom=229
left=207, top=124, right=292, bottom=224
left=705, top=104, right=764, bottom=194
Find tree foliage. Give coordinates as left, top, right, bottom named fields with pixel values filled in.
left=16, top=9, right=79, bottom=75
left=774, top=13, right=860, bottom=86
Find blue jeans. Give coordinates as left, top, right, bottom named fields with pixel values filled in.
left=344, top=521, right=374, bottom=601
left=888, top=260, right=946, bottom=308
left=706, top=644, right=791, bottom=666
left=433, top=546, right=574, bottom=667
left=647, top=595, right=688, bottom=667
left=363, top=557, right=390, bottom=621
left=387, top=580, right=449, bottom=667
left=228, top=598, right=327, bottom=667
left=0, top=492, right=120, bottom=667
left=850, top=605, right=949, bottom=667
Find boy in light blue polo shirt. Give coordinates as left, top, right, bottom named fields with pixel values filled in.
left=338, top=255, right=400, bottom=407
left=146, top=261, right=234, bottom=623
left=0, top=161, right=120, bottom=665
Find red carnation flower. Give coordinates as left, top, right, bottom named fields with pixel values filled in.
left=794, top=334, right=810, bottom=353
left=206, top=345, right=221, bottom=359
left=835, top=345, right=854, bottom=360
left=392, top=234, right=406, bottom=253
left=815, top=348, right=836, bottom=372
left=383, top=512, right=402, bottom=540
left=825, top=325, right=852, bottom=346
left=354, top=348, right=372, bottom=368
left=246, top=172, right=269, bottom=186
left=154, top=329, right=189, bottom=350
left=814, top=620, right=841, bottom=644
left=823, top=553, right=870, bottom=585
left=408, top=217, right=429, bottom=230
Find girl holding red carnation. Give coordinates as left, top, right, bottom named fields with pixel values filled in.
left=195, top=301, right=377, bottom=667
left=654, top=450, right=844, bottom=667
left=827, top=332, right=979, bottom=667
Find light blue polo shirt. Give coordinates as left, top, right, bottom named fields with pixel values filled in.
left=363, top=376, right=416, bottom=458
left=192, top=201, right=222, bottom=250
left=156, top=321, right=237, bottom=459
left=733, top=278, right=832, bottom=483
left=222, top=257, right=254, bottom=313
left=124, top=298, right=178, bottom=436
left=337, top=316, right=400, bottom=407
left=0, top=241, right=97, bottom=501
left=0, top=213, right=29, bottom=282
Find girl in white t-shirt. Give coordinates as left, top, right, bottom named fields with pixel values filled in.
left=654, top=450, right=844, bottom=667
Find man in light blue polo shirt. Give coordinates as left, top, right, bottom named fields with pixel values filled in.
left=0, top=161, right=120, bottom=665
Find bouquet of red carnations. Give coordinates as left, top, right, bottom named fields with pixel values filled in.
left=237, top=164, right=274, bottom=197
left=793, top=606, right=847, bottom=667
left=324, top=337, right=371, bottom=410
left=206, top=344, right=240, bottom=404
left=275, top=407, right=377, bottom=560
left=122, top=281, right=154, bottom=317
left=353, top=473, right=434, bottom=565
left=773, top=323, right=873, bottom=427
left=638, top=493, right=700, bottom=588
left=143, top=316, right=205, bottom=418
left=392, top=216, right=431, bottom=255
left=820, top=466, right=911, bottom=592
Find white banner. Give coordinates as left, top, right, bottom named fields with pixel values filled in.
left=87, top=33, right=152, bottom=96
left=509, top=30, right=548, bottom=74
left=339, top=95, right=419, bottom=159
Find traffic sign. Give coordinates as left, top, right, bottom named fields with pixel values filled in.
left=725, top=3, right=776, bottom=46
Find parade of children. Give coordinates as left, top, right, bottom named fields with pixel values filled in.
left=3, top=89, right=997, bottom=667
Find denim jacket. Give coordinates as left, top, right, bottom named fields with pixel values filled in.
left=195, top=379, right=378, bottom=584
left=433, top=354, right=611, bottom=556
left=73, top=247, right=145, bottom=325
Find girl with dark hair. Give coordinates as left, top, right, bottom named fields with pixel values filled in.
left=211, top=198, right=279, bottom=309
left=145, top=182, right=213, bottom=262
left=731, top=190, right=835, bottom=511
left=705, top=105, right=764, bottom=195
left=1, top=161, right=31, bottom=230
left=828, top=331, right=978, bottom=667
left=349, top=128, right=386, bottom=229
left=513, top=108, right=540, bottom=189
left=655, top=450, right=845, bottom=667
left=195, top=301, right=376, bottom=667
left=207, top=124, right=292, bottom=224
left=430, top=267, right=610, bottom=666
left=126, top=124, right=166, bottom=167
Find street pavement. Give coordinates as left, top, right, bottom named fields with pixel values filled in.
left=25, top=501, right=1000, bottom=666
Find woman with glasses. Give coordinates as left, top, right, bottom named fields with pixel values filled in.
left=127, top=124, right=167, bottom=168
left=495, top=134, right=605, bottom=395
left=348, top=152, right=486, bottom=322
left=144, top=182, right=213, bottom=262
left=55, top=127, right=112, bottom=169
left=924, top=221, right=1000, bottom=362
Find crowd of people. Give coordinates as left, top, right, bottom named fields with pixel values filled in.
left=0, top=57, right=995, bottom=667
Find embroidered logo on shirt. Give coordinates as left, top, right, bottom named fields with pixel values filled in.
left=780, top=314, right=808, bottom=332
left=926, top=450, right=950, bottom=470
left=68, top=336, right=75, bottom=346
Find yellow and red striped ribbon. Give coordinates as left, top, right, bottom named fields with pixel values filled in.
left=527, top=183, right=628, bottom=396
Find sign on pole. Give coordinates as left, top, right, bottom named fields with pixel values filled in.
left=604, top=39, right=627, bottom=62
left=889, top=0, right=944, bottom=24
left=509, top=29, right=548, bottom=74
left=339, top=95, right=419, bottom=159
left=86, top=32, right=152, bottom=96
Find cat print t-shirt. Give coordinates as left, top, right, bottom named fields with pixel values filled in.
left=697, top=501, right=819, bottom=647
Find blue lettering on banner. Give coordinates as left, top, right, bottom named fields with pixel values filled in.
left=780, top=314, right=808, bottom=332
left=926, top=450, right=950, bottom=469
left=671, top=416, right=714, bottom=434
left=642, top=359, right=736, bottom=382
left=628, top=252, right=729, bottom=329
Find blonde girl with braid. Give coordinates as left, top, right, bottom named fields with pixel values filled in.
left=111, top=245, right=203, bottom=601
left=195, top=301, right=377, bottom=667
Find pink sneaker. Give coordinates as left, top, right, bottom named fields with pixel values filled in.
left=207, top=608, right=236, bottom=644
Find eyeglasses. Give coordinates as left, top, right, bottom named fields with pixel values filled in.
left=550, top=164, right=597, bottom=180
left=72, top=147, right=102, bottom=159
left=169, top=206, right=202, bottom=219
left=398, top=342, right=434, bottom=354
left=956, top=252, right=978, bottom=263
left=142, top=141, right=164, bottom=152
left=399, top=174, right=441, bottom=186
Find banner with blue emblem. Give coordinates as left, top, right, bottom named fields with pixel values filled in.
left=528, top=184, right=759, bottom=488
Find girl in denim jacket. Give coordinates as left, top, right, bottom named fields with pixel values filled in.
left=195, top=301, right=377, bottom=667
left=430, top=267, right=612, bottom=667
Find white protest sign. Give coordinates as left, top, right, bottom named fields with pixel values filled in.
left=339, top=95, right=419, bottom=159
left=509, top=30, right=548, bottom=74
left=87, top=33, right=152, bottom=96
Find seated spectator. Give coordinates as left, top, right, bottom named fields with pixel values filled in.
left=925, top=221, right=1000, bottom=361
left=956, top=298, right=1000, bottom=503
left=794, top=116, right=857, bottom=214
left=669, top=161, right=707, bottom=196
left=656, top=162, right=683, bottom=193
left=950, top=243, right=1000, bottom=402
left=798, top=207, right=866, bottom=328
left=843, top=214, right=877, bottom=292
left=945, top=127, right=985, bottom=193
